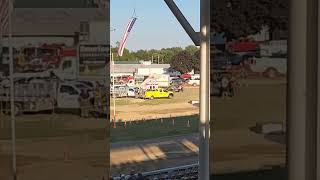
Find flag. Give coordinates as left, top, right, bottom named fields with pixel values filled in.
left=0, top=0, right=9, bottom=33
left=117, top=17, right=137, bottom=57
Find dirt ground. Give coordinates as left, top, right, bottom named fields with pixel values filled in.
left=110, top=87, right=200, bottom=121
left=0, top=77, right=287, bottom=179
left=110, top=130, right=285, bottom=176
left=112, top=102, right=199, bottom=121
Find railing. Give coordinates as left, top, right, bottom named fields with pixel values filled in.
left=113, top=163, right=199, bottom=180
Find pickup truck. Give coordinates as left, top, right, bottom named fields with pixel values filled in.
left=144, top=88, right=174, bottom=99
left=0, top=78, right=97, bottom=115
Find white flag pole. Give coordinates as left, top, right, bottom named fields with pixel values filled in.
left=8, top=0, right=16, bottom=179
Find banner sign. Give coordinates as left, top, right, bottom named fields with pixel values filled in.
left=78, top=44, right=109, bottom=76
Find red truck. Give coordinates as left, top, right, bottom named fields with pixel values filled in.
left=226, top=38, right=259, bottom=53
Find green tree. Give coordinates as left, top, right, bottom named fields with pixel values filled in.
left=193, top=50, right=200, bottom=73
left=170, top=50, right=195, bottom=73
left=212, top=0, right=288, bottom=39
left=185, top=45, right=199, bottom=55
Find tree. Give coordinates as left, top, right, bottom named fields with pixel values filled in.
left=185, top=45, right=199, bottom=55
left=170, top=51, right=195, bottom=74
left=193, top=50, right=200, bottom=73
left=211, top=0, right=288, bottom=39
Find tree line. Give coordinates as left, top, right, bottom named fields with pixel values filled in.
left=111, top=44, right=200, bottom=74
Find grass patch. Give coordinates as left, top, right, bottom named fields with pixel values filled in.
left=110, top=115, right=199, bottom=143
left=0, top=114, right=199, bottom=143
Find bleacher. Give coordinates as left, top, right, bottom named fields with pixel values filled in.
left=113, top=163, right=198, bottom=180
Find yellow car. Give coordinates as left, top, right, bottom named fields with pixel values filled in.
left=144, top=88, right=174, bottom=99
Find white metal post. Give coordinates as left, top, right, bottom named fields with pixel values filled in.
left=317, top=0, right=320, bottom=179
left=289, top=0, right=318, bottom=179
left=164, top=0, right=210, bottom=178
left=111, top=53, right=116, bottom=122
left=199, top=0, right=210, bottom=179
left=8, top=0, right=16, bottom=179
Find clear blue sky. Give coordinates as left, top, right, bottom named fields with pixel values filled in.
left=111, top=0, right=200, bottom=52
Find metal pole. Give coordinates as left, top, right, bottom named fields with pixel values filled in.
left=111, top=53, right=116, bottom=122
left=8, top=0, right=16, bottom=179
left=288, top=0, right=318, bottom=179
left=164, top=0, right=201, bottom=46
left=317, top=1, right=320, bottom=179
left=199, top=0, right=210, bottom=179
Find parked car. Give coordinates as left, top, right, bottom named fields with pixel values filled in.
left=170, top=77, right=184, bottom=85
left=180, top=73, right=192, bottom=80
left=127, top=87, right=136, bottom=97
left=167, top=85, right=183, bottom=92
left=188, top=74, right=200, bottom=86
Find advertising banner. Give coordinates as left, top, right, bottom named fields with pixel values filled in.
left=78, top=44, right=109, bottom=77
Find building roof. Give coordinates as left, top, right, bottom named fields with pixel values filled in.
left=14, top=0, right=108, bottom=8
left=112, top=63, right=170, bottom=74
left=114, top=61, right=140, bottom=65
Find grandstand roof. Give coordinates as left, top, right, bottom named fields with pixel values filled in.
left=14, top=0, right=108, bottom=8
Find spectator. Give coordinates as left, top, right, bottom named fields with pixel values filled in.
left=127, top=170, right=136, bottom=180
left=136, top=173, right=144, bottom=180
left=221, top=76, right=229, bottom=98
left=119, top=174, right=126, bottom=180
left=79, top=90, right=90, bottom=118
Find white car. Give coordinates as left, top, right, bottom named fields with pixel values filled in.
left=127, top=88, right=136, bottom=97
left=188, top=79, right=200, bottom=86
left=188, top=75, right=200, bottom=86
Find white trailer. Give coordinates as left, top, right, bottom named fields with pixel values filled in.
left=140, top=74, right=170, bottom=90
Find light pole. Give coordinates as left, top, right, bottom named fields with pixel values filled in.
left=164, top=0, right=210, bottom=179
left=151, top=53, right=162, bottom=64
left=110, top=28, right=116, bottom=123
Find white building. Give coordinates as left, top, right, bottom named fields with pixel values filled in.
left=111, top=61, right=170, bottom=77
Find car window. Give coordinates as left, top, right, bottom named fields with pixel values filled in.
left=62, top=60, right=72, bottom=70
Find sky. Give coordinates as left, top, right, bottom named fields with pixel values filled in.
left=110, top=0, right=200, bottom=52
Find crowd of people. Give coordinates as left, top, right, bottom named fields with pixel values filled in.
left=78, top=81, right=108, bottom=118
left=212, top=73, right=239, bottom=98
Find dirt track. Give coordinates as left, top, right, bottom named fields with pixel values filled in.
left=111, top=102, right=199, bottom=121
left=110, top=130, right=285, bottom=176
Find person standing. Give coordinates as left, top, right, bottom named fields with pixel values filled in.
left=79, top=90, right=90, bottom=118
left=94, top=82, right=103, bottom=116
left=221, top=76, right=229, bottom=99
